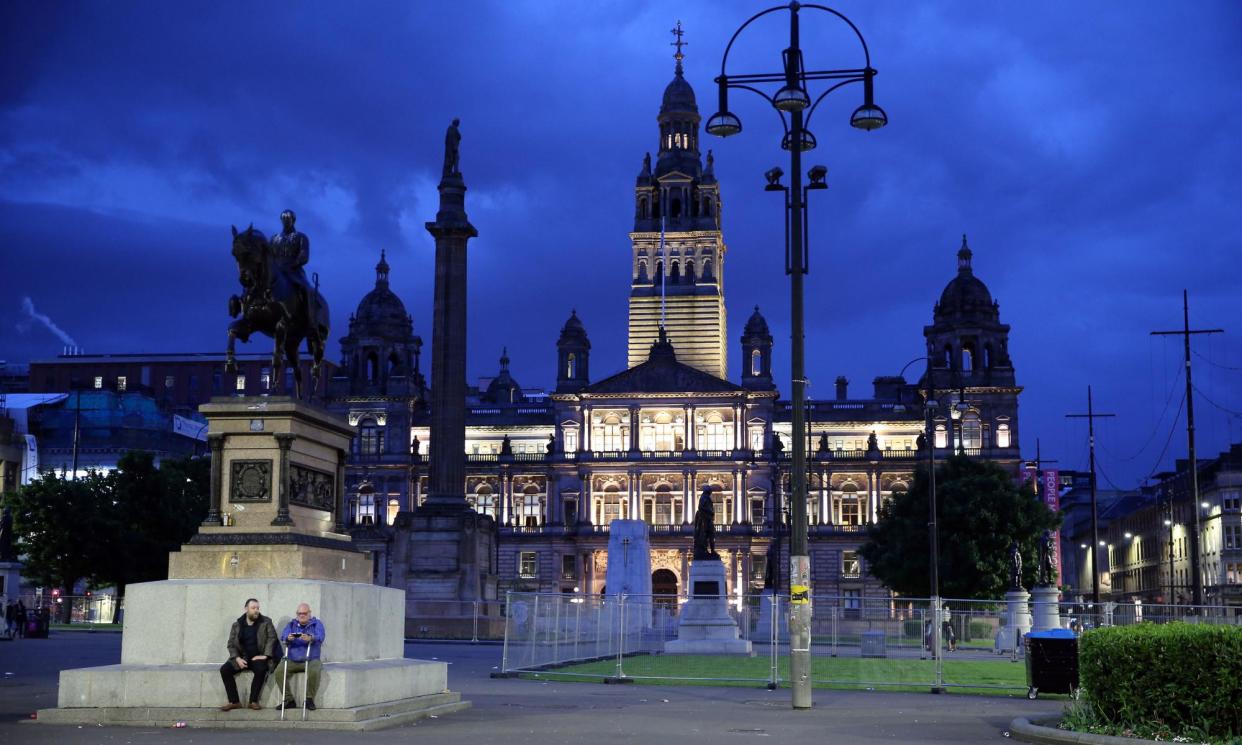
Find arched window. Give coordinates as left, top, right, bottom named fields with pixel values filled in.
left=751, top=348, right=762, bottom=376
left=934, top=422, right=948, bottom=449
left=566, top=353, right=576, bottom=379
left=943, top=345, right=953, bottom=368
left=962, top=413, right=982, bottom=450
left=599, top=484, right=624, bottom=524
left=702, top=259, right=713, bottom=280
left=356, top=483, right=376, bottom=525
left=472, top=484, right=496, bottom=519
left=367, top=353, right=379, bottom=383
left=670, top=261, right=680, bottom=282
left=983, top=344, right=993, bottom=369
left=639, top=197, right=648, bottom=219
left=703, top=197, right=712, bottom=216
left=519, top=484, right=542, bottom=527
left=996, top=422, right=1011, bottom=448
left=595, top=413, right=625, bottom=452
left=837, top=483, right=862, bottom=526
left=684, top=260, right=695, bottom=283
left=388, top=351, right=401, bottom=376
left=962, top=345, right=974, bottom=373
left=386, top=498, right=399, bottom=526
left=698, top=411, right=732, bottom=451
left=655, top=260, right=664, bottom=285
left=671, top=198, right=681, bottom=218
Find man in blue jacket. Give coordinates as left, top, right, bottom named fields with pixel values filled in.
left=274, top=603, right=326, bottom=711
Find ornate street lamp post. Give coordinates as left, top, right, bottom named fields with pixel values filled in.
left=707, top=2, right=886, bottom=709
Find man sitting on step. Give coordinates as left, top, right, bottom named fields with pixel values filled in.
left=219, top=598, right=278, bottom=711
left=275, top=602, right=326, bottom=712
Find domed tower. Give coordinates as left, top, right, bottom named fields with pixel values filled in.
left=556, top=310, right=591, bottom=393
left=741, top=306, right=774, bottom=390
left=337, top=250, right=424, bottom=396
left=482, top=348, right=523, bottom=405
left=922, top=236, right=1020, bottom=455
left=627, top=22, right=728, bottom=380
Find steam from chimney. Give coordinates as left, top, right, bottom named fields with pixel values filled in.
left=20, top=297, right=78, bottom=348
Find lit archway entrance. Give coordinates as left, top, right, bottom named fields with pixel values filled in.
left=652, top=569, right=678, bottom=601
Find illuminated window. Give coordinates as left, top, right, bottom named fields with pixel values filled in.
left=595, top=413, right=626, bottom=452
left=842, top=551, right=861, bottom=578
left=519, top=552, right=538, bottom=578
left=751, top=349, right=761, bottom=376
left=566, top=353, right=576, bottom=379
left=962, top=414, right=982, bottom=450
left=260, top=368, right=271, bottom=391
left=359, top=418, right=383, bottom=455
left=749, top=426, right=764, bottom=452
left=471, top=485, right=496, bottom=519
left=996, top=423, right=1011, bottom=448
left=962, top=346, right=974, bottom=372
left=164, top=375, right=175, bottom=388
left=235, top=375, right=246, bottom=392
left=699, top=411, right=731, bottom=451
left=356, top=484, right=375, bottom=525
left=837, top=485, right=863, bottom=526
left=387, top=499, right=399, bottom=526
left=116, top=376, right=127, bottom=391
left=934, top=423, right=947, bottom=449
left=563, top=427, right=578, bottom=453
left=93, top=376, right=103, bottom=389
left=598, top=485, right=624, bottom=524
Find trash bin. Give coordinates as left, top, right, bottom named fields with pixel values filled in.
left=25, top=608, right=50, bottom=639
left=1023, top=628, right=1078, bottom=699
left=861, top=630, right=887, bottom=658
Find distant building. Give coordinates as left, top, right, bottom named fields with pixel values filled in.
left=29, top=352, right=333, bottom=413
left=0, top=362, right=29, bottom=394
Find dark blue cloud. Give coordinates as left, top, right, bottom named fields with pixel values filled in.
left=2, top=0, right=1240, bottom=485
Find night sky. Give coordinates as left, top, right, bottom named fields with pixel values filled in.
left=2, top=2, right=1240, bottom=486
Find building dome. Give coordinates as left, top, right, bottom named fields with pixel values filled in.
left=559, top=309, right=588, bottom=340
left=351, top=251, right=413, bottom=338
left=484, top=348, right=523, bottom=404
left=661, top=71, right=698, bottom=115
left=743, top=306, right=770, bottom=337
left=935, top=236, right=997, bottom=321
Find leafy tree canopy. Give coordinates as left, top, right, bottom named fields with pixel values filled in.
left=859, top=455, right=1059, bottom=599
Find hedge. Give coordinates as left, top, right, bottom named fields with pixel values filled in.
left=1079, top=623, right=1242, bottom=739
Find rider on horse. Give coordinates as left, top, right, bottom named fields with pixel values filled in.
left=270, top=209, right=314, bottom=323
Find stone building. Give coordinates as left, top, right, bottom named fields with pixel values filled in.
left=326, top=49, right=1024, bottom=601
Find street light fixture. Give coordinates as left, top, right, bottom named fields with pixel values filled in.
left=707, top=2, right=884, bottom=710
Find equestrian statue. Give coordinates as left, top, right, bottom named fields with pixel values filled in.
left=226, top=209, right=330, bottom=399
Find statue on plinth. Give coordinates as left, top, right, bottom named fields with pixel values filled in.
left=1009, top=540, right=1023, bottom=590
left=1037, top=529, right=1057, bottom=586
left=225, top=210, right=331, bottom=399
left=692, top=487, right=718, bottom=560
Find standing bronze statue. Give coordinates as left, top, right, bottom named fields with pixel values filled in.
left=225, top=210, right=330, bottom=399
left=1009, top=540, right=1023, bottom=590
left=1037, top=529, right=1057, bottom=587
left=692, top=486, right=718, bottom=560
left=443, top=118, right=461, bottom=177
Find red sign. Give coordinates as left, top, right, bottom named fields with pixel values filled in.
left=1042, top=469, right=1061, bottom=582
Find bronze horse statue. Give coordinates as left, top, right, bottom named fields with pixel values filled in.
left=225, top=225, right=329, bottom=398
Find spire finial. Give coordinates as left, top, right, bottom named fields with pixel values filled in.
left=671, top=20, right=686, bottom=74
left=957, top=233, right=973, bottom=272
left=376, top=249, right=390, bottom=284
left=500, top=346, right=509, bottom=371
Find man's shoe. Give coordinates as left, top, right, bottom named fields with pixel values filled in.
left=305, top=698, right=316, bottom=711
left=248, top=702, right=262, bottom=711
left=219, top=702, right=242, bottom=712
left=277, top=699, right=295, bottom=711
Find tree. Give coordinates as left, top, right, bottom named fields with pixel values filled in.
left=859, top=455, right=1059, bottom=599
left=3, top=470, right=117, bottom=622
left=98, top=452, right=208, bottom=619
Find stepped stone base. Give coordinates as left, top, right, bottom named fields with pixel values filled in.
left=664, top=558, right=753, bottom=655
left=38, top=691, right=467, bottom=732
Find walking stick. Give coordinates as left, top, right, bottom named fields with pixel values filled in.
left=279, top=639, right=289, bottom=721
left=302, top=638, right=315, bottom=721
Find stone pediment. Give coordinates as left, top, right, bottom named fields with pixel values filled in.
left=585, top=355, right=739, bottom=395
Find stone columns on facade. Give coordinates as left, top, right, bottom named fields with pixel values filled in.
left=629, top=406, right=640, bottom=452
left=687, top=469, right=698, bottom=524
left=732, top=468, right=742, bottom=525
left=547, top=469, right=560, bottom=525
left=684, top=405, right=693, bottom=451
left=499, top=469, right=511, bottom=526
left=271, top=432, right=296, bottom=526
left=819, top=467, right=829, bottom=526
left=681, top=469, right=691, bottom=525
left=334, top=447, right=347, bottom=533
left=734, top=404, right=743, bottom=450
left=581, top=470, right=592, bottom=525
left=201, top=433, right=226, bottom=527
left=582, top=406, right=591, bottom=452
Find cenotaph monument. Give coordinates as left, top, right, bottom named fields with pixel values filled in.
left=388, top=119, right=500, bottom=638
left=665, top=487, right=751, bottom=654
left=37, top=208, right=465, bottom=730
left=604, top=519, right=652, bottom=636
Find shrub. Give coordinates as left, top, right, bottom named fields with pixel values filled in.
left=968, top=620, right=993, bottom=638
left=1079, top=623, right=1242, bottom=740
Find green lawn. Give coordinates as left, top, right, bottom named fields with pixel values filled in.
left=527, top=654, right=1036, bottom=696
left=49, top=622, right=121, bottom=632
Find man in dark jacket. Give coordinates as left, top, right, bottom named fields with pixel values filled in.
left=219, top=598, right=277, bottom=711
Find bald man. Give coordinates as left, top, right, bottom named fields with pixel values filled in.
left=274, top=603, right=326, bottom=711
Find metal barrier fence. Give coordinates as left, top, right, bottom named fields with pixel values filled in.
left=6, top=593, right=122, bottom=625
left=499, top=591, right=1242, bottom=692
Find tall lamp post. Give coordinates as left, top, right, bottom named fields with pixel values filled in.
left=706, top=2, right=886, bottom=709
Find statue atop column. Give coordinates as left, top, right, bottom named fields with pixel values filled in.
left=692, top=486, right=718, bottom=560
left=443, top=118, right=461, bottom=177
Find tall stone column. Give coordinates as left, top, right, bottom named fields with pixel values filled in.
left=424, top=151, right=477, bottom=506
left=201, top=434, right=225, bottom=526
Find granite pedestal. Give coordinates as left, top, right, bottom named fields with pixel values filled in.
left=1029, top=585, right=1062, bottom=631
left=995, top=589, right=1032, bottom=654
left=665, top=557, right=751, bottom=655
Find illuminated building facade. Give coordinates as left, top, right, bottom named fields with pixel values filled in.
left=328, top=53, right=1024, bottom=600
